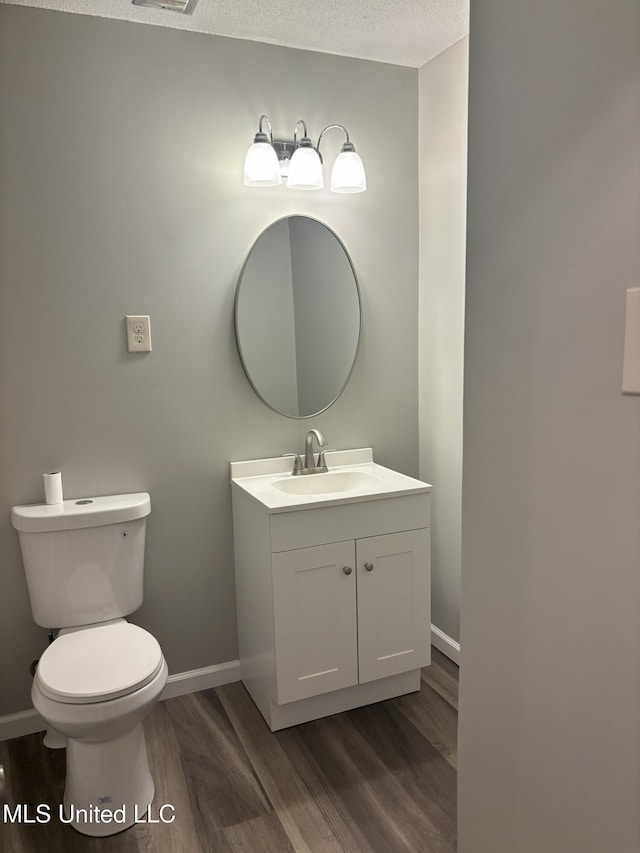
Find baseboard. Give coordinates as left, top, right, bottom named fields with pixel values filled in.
left=0, top=659, right=241, bottom=742
left=431, top=624, right=461, bottom=665
left=160, top=659, right=240, bottom=701
left=0, top=639, right=460, bottom=742
left=0, top=708, right=47, bottom=742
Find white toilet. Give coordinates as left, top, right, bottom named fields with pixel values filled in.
left=11, top=492, right=168, bottom=837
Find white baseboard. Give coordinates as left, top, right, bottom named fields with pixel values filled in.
left=0, top=659, right=241, bottom=742
left=0, top=638, right=461, bottom=743
left=431, top=624, right=461, bottom=665
left=160, top=659, right=240, bottom=701
left=0, top=708, right=47, bottom=742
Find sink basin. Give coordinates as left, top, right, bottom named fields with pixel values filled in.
left=230, top=448, right=431, bottom=511
left=273, top=470, right=381, bottom=496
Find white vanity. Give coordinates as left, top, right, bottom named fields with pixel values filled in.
left=230, top=448, right=431, bottom=731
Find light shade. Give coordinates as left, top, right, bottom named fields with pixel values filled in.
left=286, top=147, right=323, bottom=190
left=330, top=151, right=367, bottom=194
left=244, top=142, right=282, bottom=187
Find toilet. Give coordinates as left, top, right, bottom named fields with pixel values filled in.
left=11, top=492, right=168, bottom=837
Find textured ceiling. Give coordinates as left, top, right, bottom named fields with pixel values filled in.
left=0, top=0, right=469, bottom=67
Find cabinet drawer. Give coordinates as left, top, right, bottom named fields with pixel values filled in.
left=270, top=493, right=430, bottom=552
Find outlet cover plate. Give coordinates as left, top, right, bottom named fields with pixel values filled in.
left=126, top=315, right=152, bottom=353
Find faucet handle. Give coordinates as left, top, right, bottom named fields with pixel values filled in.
left=282, top=452, right=303, bottom=474
left=317, top=448, right=336, bottom=472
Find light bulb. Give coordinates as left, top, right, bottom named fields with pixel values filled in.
left=244, top=141, right=281, bottom=187
left=330, top=151, right=366, bottom=193
left=286, top=146, right=323, bottom=190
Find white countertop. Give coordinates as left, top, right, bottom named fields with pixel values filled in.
left=230, top=448, right=431, bottom=513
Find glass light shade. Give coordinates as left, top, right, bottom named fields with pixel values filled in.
left=286, top=147, right=323, bottom=190
left=244, top=142, right=282, bottom=187
left=330, top=151, right=366, bottom=193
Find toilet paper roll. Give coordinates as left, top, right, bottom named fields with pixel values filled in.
left=43, top=471, right=63, bottom=505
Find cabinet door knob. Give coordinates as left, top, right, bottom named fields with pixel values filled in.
left=342, top=566, right=352, bottom=575
left=364, top=562, right=374, bottom=572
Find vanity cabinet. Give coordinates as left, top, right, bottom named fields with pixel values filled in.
left=273, top=529, right=429, bottom=705
left=231, top=464, right=431, bottom=731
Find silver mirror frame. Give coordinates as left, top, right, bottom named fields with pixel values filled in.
left=234, top=215, right=361, bottom=419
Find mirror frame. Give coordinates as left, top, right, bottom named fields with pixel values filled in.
left=234, top=215, right=361, bottom=419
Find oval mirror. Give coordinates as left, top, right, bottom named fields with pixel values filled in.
left=235, top=216, right=361, bottom=418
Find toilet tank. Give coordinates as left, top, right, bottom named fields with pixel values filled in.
left=11, top=493, right=151, bottom=629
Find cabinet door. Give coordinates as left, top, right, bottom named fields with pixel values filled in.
left=272, top=541, right=358, bottom=704
left=356, top=529, right=430, bottom=684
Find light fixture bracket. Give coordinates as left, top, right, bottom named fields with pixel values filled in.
left=273, top=140, right=297, bottom=177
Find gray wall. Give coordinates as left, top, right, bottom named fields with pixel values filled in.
left=418, top=37, right=468, bottom=645
left=459, top=2, right=640, bottom=850
left=0, top=5, right=419, bottom=715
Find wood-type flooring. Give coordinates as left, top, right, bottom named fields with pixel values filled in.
left=0, top=648, right=458, bottom=853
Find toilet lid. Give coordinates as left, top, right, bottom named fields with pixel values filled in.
left=36, top=622, right=164, bottom=704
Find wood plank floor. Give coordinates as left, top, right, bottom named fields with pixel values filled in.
left=0, top=648, right=458, bottom=853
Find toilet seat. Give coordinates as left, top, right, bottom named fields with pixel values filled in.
left=35, top=622, right=164, bottom=704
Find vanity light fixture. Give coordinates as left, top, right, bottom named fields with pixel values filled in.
left=244, top=115, right=367, bottom=194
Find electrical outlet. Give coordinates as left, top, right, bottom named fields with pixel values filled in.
left=126, top=315, right=152, bottom=352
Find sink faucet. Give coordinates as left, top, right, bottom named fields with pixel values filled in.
left=283, top=429, right=331, bottom=475
left=304, top=429, right=327, bottom=470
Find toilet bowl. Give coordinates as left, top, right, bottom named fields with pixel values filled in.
left=11, top=491, right=165, bottom=836
left=32, top=619, right=168, bottom=836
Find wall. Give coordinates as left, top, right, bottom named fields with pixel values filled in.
left=0, top=5, right=419, bottom=716
left=418, top=37, right=468, bottom=647
left=459, top=2, right=640, bottom=851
